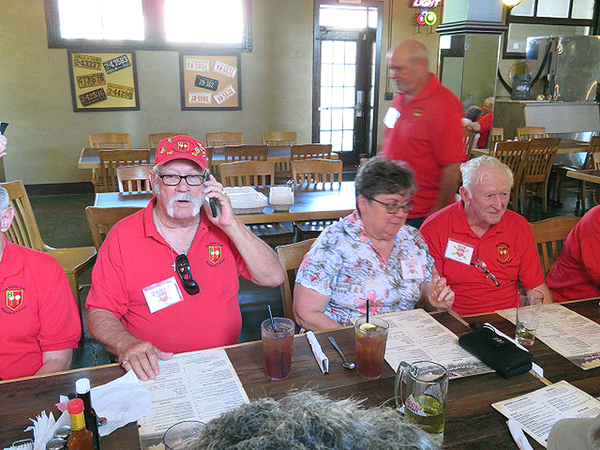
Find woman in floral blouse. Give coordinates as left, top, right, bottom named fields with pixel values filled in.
left=294, top=158, right=455, bottom=331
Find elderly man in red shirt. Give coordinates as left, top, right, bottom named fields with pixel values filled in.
left=420, top=156, right=552, bottom=315
left=87, top=135, right=284, bottom=381
left=381, top=40, right=465, bottom=229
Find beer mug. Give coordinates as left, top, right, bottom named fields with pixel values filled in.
left=395, top=361, right=448, bottom=445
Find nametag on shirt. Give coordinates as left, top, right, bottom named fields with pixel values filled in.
left=142, top=276, right=184, bottom=313
left=401, top=258, right=424, bottom=280
left=383, top=107, right=400, bottom=129
left=444, top=239, right=474, bottom=265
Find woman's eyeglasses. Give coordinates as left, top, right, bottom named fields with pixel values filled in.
left=471, top=257, right=500, bottom=287
left=175, top=254, right=200, bottom=295
left=369, top=197, right=415, bottom=214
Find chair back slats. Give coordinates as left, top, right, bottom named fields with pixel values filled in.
left=516, top=126, right=547, bottom=140
left=89, top=133, right=131, bottom=148
left=492, top=140, right=530, bottom=213
left=99, top=149, right=151, bottom=193
left=117, top=164, right=154, bottom=193
left=491, top=127, right=504, bottom=143
left=149, top=133, right=182, bottom=148
left=290, top=144, right=333, bottom=160
left=220, top=160, right=275, bottom=187
left=85, top=206, right=140, bottom=250
left=206, top=132, right=244, bottom=149
left=291, top=159, right=343, bottom=186
left=583, top=136, right=600, bottom=170
left=223, top=145, right=268, bottom=162
left=463, top=128, right=477, bottom=157
left=0, top=180, right=45, bottom=251
left=261, top=131, right=297, bottom=146
left=530, top=216, right=580, bottom=275
left=523, top=138, right=560, bottom=183
left=276, top=238, right=317, bottom=320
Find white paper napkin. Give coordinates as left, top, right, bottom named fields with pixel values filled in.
left=306, top=331, right=329, bottom=374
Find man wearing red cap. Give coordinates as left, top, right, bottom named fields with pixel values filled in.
left=87, top=135, right=284, bottom=381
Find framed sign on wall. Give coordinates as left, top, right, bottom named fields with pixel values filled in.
left=68, top=51, right=140, bottom=112
left=180, top=53, right=242, bottom=110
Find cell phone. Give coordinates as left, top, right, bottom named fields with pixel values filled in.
left=0, top=123, right=8, bottom=135
left=204, top=170, right=219, bottom=218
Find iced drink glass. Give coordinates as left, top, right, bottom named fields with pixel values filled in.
left=516, top=289, right=544, bottom=346
left=261, top=317, right=295, bottom=380
left=354, top=317, right=389, bottom=380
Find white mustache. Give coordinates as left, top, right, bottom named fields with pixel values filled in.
left=167, top=193, right=201, bottom=217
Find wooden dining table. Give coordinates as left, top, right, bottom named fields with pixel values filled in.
left=471, top=138, right=589, bottom=157
left=1, top=298, right=599, bottom=450
left=93, top=181, right=357, bottom=225
left=566, top=168, right=600, bottom=185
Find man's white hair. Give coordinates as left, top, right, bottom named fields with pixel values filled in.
left=484, top=97, right=494, bottom=107
left=461, top=156, right=513, bottom=192
left=0, top=187, right=9, bottom=213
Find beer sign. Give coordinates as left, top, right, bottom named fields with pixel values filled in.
left=411, top=0, right=442, bottom=7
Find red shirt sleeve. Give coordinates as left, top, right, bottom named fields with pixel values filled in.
left=433, top=92, right=465, bottom=167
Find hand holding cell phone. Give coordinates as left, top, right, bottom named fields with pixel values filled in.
left=204, top=171, right=220, bottom=218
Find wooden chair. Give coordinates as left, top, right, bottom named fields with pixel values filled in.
left=516, top=126, right=547, bottom=140
left=290, top=144, right=333, bottom=160
left=85, top=206, right=140, bottom=251
left=205, top=132, right=244, bottom=150
left=117, top=164, right=154, bottom=192
left=261, top=131, right=297, bottom=146
left=99, top=149, right=151, bottom=193
left=530, top=216, right=580, bottom=275
left=291, top=159, right=343, bottom=240
left=0, top=180, right=97, bottom=324
left=490, top=127, right=504, bottom=144
left=276, top=239, right=316, bottom=320
left=576, top=137, right=600, bottom=210
left=220, top=161, right=275, bottom=187
left=89, top=133, right=131, bottom=148
left=149, top=133, right=182, bottom=148
left=492, top=140, right=530, bottom=213
left=464, top=128, right=478, bottom=157
left=521, top=138, right=560, bottom=213
left=223, top=145, right=268, bottom=162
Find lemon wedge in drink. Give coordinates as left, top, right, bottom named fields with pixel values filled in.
left=359, top=322, right=377, bottom=332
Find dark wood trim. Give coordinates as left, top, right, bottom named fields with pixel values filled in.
left=436, top=20, right=508, bottom=35
left=25, top=182, right=94, bottom=197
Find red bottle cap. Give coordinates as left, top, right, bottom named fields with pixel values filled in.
left=67, top=398, right=84, bottom=414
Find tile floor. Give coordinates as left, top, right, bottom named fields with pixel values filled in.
left=28, top=173, right=589, bottom=369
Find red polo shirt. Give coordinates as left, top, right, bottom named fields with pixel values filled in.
left=0, top=239, right=81, bottom=380
left=547, top=206, right=600, bottom=302
left=420, top=202, right=545, bottom=315
left=476, top=113, right=493, bottom=148
left=86, top=200, right=251, bottom=353
left=381, top=74, right=465, bottom=218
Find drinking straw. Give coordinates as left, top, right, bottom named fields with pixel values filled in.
left=366, top=299, right=370, bottom=324
left=268, top=304, right=276, bottom=331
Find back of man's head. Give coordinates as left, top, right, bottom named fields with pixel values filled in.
left=194, top=391, right=439, bottom=450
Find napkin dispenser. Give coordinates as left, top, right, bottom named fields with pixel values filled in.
left=269, top=185, right=294, bottom=211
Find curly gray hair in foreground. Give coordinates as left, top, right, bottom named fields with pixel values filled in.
left=355, top=157, right=417, bottom=200
left=0, top=187, right=9, bottom=213
left=193, top=391, right=439, bottom=450
left=461, top=156, right=513, bottom=193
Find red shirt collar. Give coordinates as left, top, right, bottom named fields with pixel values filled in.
left=0, top=238, right=26, bottom=282
left=398, top=73, right=439, bottom=106
left=143, top=197, right=209, bottom=243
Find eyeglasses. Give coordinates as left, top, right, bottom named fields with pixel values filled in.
left=158, top=174, right=204, bottom=186
left=175, top=254, right=200, bottom=295
left=369, top=197, right=415, bottom=214
left=471, top=257, right=500, bottom=287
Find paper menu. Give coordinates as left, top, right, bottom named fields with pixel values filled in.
left=137, top=347, right=249, bottom=449
left=497, top=304, right=600, bottom=369
left=492, top=380, right=600, bottom=448
left=381, top=309, right=493, bottom=379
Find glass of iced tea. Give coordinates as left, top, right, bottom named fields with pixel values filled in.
left=395, top=361, right=448, bottom=446
left=354, top=317, right=389, bottom=380
left=261, top=317, right=295, bottom=380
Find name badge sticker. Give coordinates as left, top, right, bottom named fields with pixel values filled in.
left=401, top=257, right=424, bottom=280
left=383, top=107, right=400, bottom=129
left=444, top=239, right=474, bottom=265
left=142, top=276, right=184, bottom=313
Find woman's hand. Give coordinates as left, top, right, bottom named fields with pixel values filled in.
left=426, top=269, right=454, bottom=311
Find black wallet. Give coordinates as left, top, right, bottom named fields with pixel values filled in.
left=458, top=324, right=533, bottom=378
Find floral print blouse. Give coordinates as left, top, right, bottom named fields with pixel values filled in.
left=296, top=211, right=434, bottom=326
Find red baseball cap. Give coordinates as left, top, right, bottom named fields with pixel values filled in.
left=155, top=135, right=208, bottom=170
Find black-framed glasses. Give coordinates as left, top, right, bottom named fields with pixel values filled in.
left=175, top=254, right=200, bottom=295
left=369, top=197, right=415, bottom=214
left=471, top=257, right=500, bottom=287
left=158, top=174, right=204, bottom=186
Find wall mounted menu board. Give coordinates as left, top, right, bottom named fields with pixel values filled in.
left=180, top=53, right=241, bottom=110
left=68, top=51, right=140, bottom=112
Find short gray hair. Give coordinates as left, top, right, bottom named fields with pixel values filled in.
left=484, top=97, right=494, bottom=107
left=461, top=156, right=513, bottom=192
left=355, top=157, right=417, bottom=200
left=0, top=187, right=9, bottom=213
left=194, top=391, right=439, bottom=450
